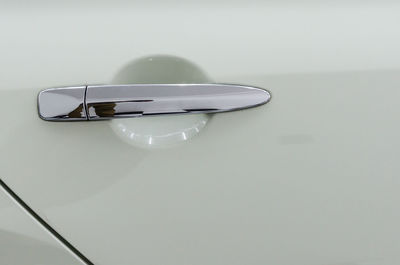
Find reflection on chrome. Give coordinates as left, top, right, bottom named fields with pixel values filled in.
left=37, top=86, right=87, bottom=121
left=38, top=84, right=271, bottom=121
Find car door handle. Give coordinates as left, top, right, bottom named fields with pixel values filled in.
left=38, top=84, right=271, bottom=121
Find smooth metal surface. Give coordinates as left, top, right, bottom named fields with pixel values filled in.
left=38, top=86, right=87, bottom=121
left=86, top=84, right=270, bottom=120
left=38, top=84, right=271, bottom=121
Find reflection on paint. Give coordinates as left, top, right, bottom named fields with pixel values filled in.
left=110, top=114, right=209, bottom=149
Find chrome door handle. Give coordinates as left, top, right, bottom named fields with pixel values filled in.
left=38, top=84, right=271, bottom=121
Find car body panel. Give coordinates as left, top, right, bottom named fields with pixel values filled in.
left=0, top=186, right=84, bottom=265
left=0, top=1, right=400, bottom=265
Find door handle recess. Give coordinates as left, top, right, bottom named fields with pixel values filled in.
left=38, top=84, right=271, bottom=121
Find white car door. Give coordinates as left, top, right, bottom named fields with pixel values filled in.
left=1, top=1, right=400, bottom=265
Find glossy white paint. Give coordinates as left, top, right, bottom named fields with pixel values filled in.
left=110, top=114, right=209, bottom=149
left=110, top=56, right=212, bottom=149
left=0, top=188, right=84, bottom=265
left=1, top=1, right=400, bottom=265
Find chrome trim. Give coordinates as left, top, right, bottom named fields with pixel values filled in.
left=38, top=84, right=271, bottom=121
left=38, top=86, right=87, bottom=121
